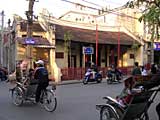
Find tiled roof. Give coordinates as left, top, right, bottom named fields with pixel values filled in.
left=55, top=24, right=139, bottom=45
left=20, top=22, right=45, bottom=32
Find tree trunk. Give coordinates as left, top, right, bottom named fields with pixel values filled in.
left=150, top=39, right=154, bottom=64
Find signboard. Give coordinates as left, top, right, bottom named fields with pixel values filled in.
left=25, top=37, right=35, bottom=45
left=83, top=47, right=94, bottom=54
left=154, top=43, right=160, bottom=51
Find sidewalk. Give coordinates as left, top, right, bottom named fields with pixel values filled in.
left=51, top=75, right=130, bottom=85
left=58, top=79, right=82, bottom=85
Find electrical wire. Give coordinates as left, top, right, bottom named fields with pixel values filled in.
left=61, top=0, right=139, bottom=19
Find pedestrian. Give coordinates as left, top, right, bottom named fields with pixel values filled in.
left=34, top=60, right=49, bottom=103
left=151, top=64, right=157, bottom=74
left=15, top=62, right=22, bottom=82
left=132, top=62, right=141, bottom=76
left=141, top=66, right=148, bottom=76
left=0, top=64, right=8, bottom=81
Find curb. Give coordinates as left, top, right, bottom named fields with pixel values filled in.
left=51, top=76, right=129, bottom=86
left=58, top=80, right=82, bottom=85
left=49, top=80, right=83, bottom=86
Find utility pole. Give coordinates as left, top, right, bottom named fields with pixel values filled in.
left=7, top=19, right=11, bottom=74
left=0, top=11, right=4, bottom=65
left=25, top=0, right=37, bottom=68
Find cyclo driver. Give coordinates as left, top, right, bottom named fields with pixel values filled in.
left=34, top=60, right=49, bottom=103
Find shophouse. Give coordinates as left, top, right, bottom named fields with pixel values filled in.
left=4, top=15, right=62, bottom=82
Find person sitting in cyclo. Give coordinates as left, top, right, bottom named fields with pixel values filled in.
left=116, top=76, right=143, bottom=107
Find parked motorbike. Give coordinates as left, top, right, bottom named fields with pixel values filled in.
left=83, top=68, right=102, bottom=84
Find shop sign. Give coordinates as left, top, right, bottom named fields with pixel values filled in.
left=154, top=43, right=160, bottom=51
left=25, top=37, right=35, bottom=45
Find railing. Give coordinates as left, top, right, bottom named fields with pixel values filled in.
left=61, top=66, right=133, bottom=81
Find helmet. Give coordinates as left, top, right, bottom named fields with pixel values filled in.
left=35, top=60, right=44, bottom=66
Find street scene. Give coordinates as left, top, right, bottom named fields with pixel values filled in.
left=0, top=80, right=159, bottom=120
left=1, top=0, right=160, bottom=120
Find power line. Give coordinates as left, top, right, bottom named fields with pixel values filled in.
left=81, top=0, right=103, bottom=7
left=61, top=0, right=139, bottom=19
left=61, top=0, right=100, bottom=10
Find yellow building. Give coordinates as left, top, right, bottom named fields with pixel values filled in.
left=11, top=16, right=62, bottom=82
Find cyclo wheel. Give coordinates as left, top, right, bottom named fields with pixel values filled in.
left=139, top=112, right=149, bottom=120
left=11, top=87, right=24, bottom=106
left=42, top=89, right=57, bottom=112
left=100, top=105, right=119, bottom=120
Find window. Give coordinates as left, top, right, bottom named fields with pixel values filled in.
left=56, top=52, right=64, bottom=59
left=130, top=54, right=134, bottom=59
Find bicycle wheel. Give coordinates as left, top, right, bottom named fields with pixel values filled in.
left=11, top=87, right=24, bottom=106
left=100, top=105, right=119, bottom=120
left=139, top=112, right=149, bottom=120
left=42, top=90, right=57, bottom=112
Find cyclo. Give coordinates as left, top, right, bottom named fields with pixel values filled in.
left=96, top=75, right=160, bottom=120
left=9, top=74, right=57, bottom=112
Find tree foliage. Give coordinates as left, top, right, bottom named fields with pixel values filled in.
left=64, top=31, right=73, bottom=52
left=126, top=0, right=160, bottom=40
left=64, top=31, right=73, bottom=67
left=126, top=0, right=160, bottom=64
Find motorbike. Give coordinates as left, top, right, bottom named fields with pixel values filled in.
left=106, top=69, right=122, bottom=84
left=83, top=68, right=102, bottom=84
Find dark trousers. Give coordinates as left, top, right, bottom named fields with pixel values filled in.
left=35, top=82, right=48, bottom=102
left=156, top=102, right=160, bottom=120
left=0, top=71, right=6, bottom=81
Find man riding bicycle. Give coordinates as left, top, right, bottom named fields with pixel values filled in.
left=34, top=60, right=49, bottom=103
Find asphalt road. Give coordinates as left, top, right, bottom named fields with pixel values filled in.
left=0, top=80, right=159, bottom=120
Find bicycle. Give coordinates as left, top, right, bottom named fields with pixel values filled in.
left=10, top=81, right=57, bottom=112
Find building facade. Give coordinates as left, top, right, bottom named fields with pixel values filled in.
left=38, top=7, right=144, bottom=68
left=2, top=6, right=152, bottom=81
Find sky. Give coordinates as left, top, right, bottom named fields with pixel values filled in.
left=0, top=0, right=130, bottom=26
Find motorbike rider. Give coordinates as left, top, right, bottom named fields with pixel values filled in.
left=107, top=64, right=121, bottom=81
left=34, top=60, right=49, bottom=103
left=90, top=62, right=98, bottom=79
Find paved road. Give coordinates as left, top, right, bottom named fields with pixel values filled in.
left=0, top=80, right=159, bottom=120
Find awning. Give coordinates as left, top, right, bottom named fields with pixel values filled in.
left=55, top=24, right=141, bottom=45
left=34, top=45, right=55, bottom=49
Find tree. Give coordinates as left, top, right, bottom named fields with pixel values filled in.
left=126, top=0, right=160, bottom=64
left=64, top=31, right=73, bottom=67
